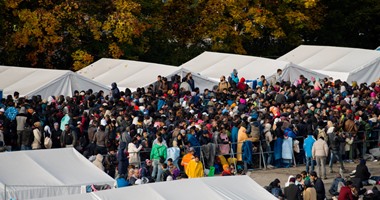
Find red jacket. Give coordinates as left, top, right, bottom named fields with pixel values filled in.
left=338, top=186, right=357, bottom=200
left=237, top=78, right=246, bottom=91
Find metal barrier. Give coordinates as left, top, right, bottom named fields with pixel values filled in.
left=133, top=129, right=380, bottom=172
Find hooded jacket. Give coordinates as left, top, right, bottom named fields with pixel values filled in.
left=237, top=77, right=246, bottom=91
left=93, top=154, right=104, bottom=171
left=111, top=82, right=121, bottom=100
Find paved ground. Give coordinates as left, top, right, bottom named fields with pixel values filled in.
left=249, top=160, right=380, bottom=199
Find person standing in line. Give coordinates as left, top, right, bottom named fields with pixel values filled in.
left=150, top=137, right=167, bottom=182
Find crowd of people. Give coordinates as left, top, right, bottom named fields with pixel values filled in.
left=1, top=68, right=380, bottom=197
left=266, top=159, right=379, bottom=200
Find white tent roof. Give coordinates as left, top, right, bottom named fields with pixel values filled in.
left=277, top=45, right=380, bottom=83
left=0, top=65, right=110, bottom=99
left=78, top=58, right=218, bottom=92
left=0, top=148, right=115, bottom=200
left=35, top=176, right=277, bottom=200
left=181, top=51, right=328, bottom=83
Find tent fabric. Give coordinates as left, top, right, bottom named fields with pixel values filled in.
left=180, top=51, right=328, bottom=83
left=0, top=148, right=115, bottom=200
left=0, top=65, right=110, bottom=99
left=277, top=45, right=380, bottom=83
left=35, top=176, right=277, bottom=200
left=78, top=58, right=218, bottom=92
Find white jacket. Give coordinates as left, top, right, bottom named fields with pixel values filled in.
left=31, top=128, right=41, bottom=149
left=128, top=143, right=143, bottom=165
left=312, top=138, right=329, bottom=158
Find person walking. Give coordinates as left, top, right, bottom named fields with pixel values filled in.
left=304, top=132, right=316, bottom=174
left=312, top=136, right=329, bottom=179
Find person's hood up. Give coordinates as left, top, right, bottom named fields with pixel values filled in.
left=239, top=77, right=245, bottom=83
left=96, top=154, right=103, bottom=162
left=111, top=82, right=117, bottom=89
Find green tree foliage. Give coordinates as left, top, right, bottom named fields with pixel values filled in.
left=0, top=0, right=379, bottom=69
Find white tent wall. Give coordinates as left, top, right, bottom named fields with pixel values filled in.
left=181, top=51, right=328, bottom=84
left=277, top=45, right=380, bottom=83
left=0, top=148, right=115, bottom=200
left=347, top=57, right=380, bottom=84
left=35, top=176, right=277, bottom=200
left=0, top=66, right=110, bottom=99
left=78, top=58, right=218, bottom=92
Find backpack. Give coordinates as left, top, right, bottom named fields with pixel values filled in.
left=317, top=128, right=328, bottom=143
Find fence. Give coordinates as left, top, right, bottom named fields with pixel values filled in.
left=133, top=129, right=380, bottom=172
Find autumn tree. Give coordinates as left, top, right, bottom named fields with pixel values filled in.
left=1, top=0, right=147, bottom=70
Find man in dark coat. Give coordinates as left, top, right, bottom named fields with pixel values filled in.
left=284, top=177, right=302, bottom=200
left=310, top=171, right=326, bottom=200
left=355, top=159, right=371, bottom=185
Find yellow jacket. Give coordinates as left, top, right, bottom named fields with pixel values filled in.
left=186, top=159, right=204, bottom=178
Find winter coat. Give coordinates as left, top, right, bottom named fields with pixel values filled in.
left=128, top=142, right=143, bottom=166
left=314, top=178, right=326, bottom=200
left=282, top=137, right=293, bottom=160
left=284, top=183, right=301, bottom=200
left=303, top=187, right=317, bottom=200
left=237, top=78, right=247, bottom=91
left=274, top=136, right=283, bottom=160
left=31, top=128, right=41, bottom=149
left=111, top=82, right=121, bottom=100
left=93, top=154, right=104, bottom=171
left=237, top=126, right=248, bottom=161
left=117, top=142, right=128, bottom=175
left=19, top=127, right=33, bottom=146
left=355, top=161, right=371, bottom=182
left=304, top=135, right=316, bottom=158
left=150, top=143, right=167, bottom=160
left=312, top=138, right=329, bottom=158
left=16, top=115, right=27, bottom=131
left=338, top=186, right=357, bottom=200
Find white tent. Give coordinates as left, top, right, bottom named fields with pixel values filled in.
left=0, top=148, right=115, bottom=200
left=277, top=45, right=380, bottom=84
left=78, top=58, right=217, bottom=92
left=181, top=51, right=328, bottom=84
left=35, top=176, right=277, bottom=200
left=0, top=65, right=110, bottom=99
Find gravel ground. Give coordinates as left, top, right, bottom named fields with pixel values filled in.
left=249, top=160, right=380, bottom=199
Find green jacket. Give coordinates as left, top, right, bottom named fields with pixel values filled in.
left=150, top=143, right=167, bottom=160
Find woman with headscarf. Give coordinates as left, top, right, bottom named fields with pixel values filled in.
left=31, top=122, right=42, bottom=150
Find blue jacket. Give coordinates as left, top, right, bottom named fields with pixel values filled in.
left=242, top=141, right=253, bottom=164
left=303, top=135, right=316, bottom=158
left=282, top=137, right=293, bottom=160
left=231, top=126, right=238, bottom=153
left=231, top=72, right=239, bottom=84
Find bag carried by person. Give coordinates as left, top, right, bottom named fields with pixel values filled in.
left=44, top=137, right=52, bottom=149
